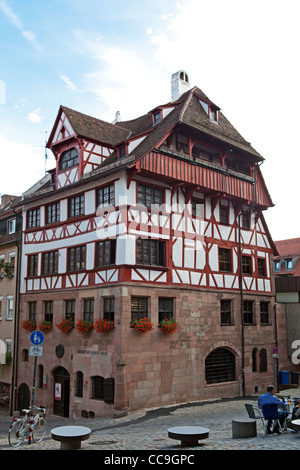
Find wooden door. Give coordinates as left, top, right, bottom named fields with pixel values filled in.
left=53, top=367, right=70, bottom=417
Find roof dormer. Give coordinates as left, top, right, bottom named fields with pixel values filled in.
left=199, top=99, right=219, bottom=123
left=151, top=108, right=162, bottom=126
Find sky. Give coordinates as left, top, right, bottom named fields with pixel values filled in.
left=0, top=0, right=299, bottom=242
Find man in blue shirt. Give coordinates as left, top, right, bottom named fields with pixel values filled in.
left=258, top=385, right=288, bottom=434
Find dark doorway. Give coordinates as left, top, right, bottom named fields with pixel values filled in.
left=53, top=366, right=70, bottom=417
left=17, top=383, right=30, bottom=410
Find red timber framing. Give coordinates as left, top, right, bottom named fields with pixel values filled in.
left=22, top=171, right=273, bottom=294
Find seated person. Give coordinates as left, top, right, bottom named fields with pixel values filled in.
left=291, top=399, right=300, bottom=420
left=258, top=385, right=288, bottom=434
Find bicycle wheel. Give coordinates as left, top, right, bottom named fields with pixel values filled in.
left=8, top=420, right=26, bottom=447
left=33, top=417, right=47, bottom=443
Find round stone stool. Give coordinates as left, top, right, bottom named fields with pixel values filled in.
left=51, top=425, right=91, bottom=450
left=167, top=426, right=210, bottom=447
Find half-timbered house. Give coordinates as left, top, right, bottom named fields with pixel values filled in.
left=16, top=71, right=277, bottom=417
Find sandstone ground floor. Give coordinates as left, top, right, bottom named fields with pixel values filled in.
left=15, top=283, right=276, bottom=417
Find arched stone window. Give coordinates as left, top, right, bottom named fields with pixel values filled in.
left=259, top=348, right=268, bottom=372
left=75, top=371, right=83, bottom=397
left=205, top=348, right=236, bottom=384
left=252, top=348, right=258, bottom=372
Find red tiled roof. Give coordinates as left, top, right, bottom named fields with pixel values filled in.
left=274, top=238, right=300, bottom=277
left=48, top=106, right=130, bottom=148
left=274, top=238, right=300, bottom=258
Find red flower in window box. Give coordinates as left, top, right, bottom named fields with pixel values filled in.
left=131, top=317, right=154, bottom=334
left=38, top=321, right=53, bottom=333
left=94, top=319, right=115, bottom=333
left=76, top=320, right=94, bottom=336
left=159, top=317, right=179, bottom=334
left=22, top=320, right=37, bottom=332
left=56, top=318, right=74, bottom=334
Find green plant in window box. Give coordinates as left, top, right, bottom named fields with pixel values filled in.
left=38, top=321, right=53, bottom=333
left=159, top=317, right=179, bottom=334
left=131, top=317, right=154, bottom=333
left=56, top=318, right=74, bottom=334
left=76, top=319, right=94, bottom=335
left=21, top=320, right=37, bottom=332
left=94, top=319, right=115, bottom=333
left=3, top=262, right=14, bottom=279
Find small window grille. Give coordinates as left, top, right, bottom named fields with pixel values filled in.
left=205, top=348, right=236, bottom=384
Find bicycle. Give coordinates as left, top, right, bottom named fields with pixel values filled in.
left=8, top=406, right=47, bottom=447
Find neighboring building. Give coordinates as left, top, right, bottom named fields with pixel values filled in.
left=274, top=238, right=300, bottom=376
left=0, top=194, right=22, bottom=412
left=16, top=72, right=277, bottom=418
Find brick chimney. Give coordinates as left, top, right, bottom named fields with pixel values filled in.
left=0, top=194, right=17, bottom=209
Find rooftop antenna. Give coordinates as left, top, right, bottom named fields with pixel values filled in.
left=35, top=131, right=48, bottom=176
left=42, top=130, right=48, bottom=175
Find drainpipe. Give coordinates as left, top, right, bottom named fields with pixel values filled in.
left=273, top=303, right=279, bottom=391
left=10, top=210, right=23, bottom=415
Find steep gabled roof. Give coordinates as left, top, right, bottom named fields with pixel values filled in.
left=98, top=86, right=263, bottom=172
left=47, top=105, right=130, bottom=148
left=49, top=85, right=264, bottom=171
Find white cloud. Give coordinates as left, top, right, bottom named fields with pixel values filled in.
left=60, top=75, right=81, bottom=92
left=72, top=31, right=170, bottom=121
left=14, top=97, right=27, bottom=111
left=0, top=134, right=46, bottom=195
left=0, top=0, right=42, bottom=51
left=27, top=107, right=42, bottom=123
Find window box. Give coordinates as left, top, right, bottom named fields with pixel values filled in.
left=76, top=320, right=94, bottom=336
left=130, top=317, right=154, bottom=333
left=159, top=317, right=179, bottom=334
left=94, top=319, right=115, bottom=334
left=22, top=320, right=37, bottom=332
left=38, top=321, right=53, bottom=334
left=56, top=318, right=74, bottom=334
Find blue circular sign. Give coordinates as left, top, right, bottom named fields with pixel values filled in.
left=30, top=330, right=45, bottom=345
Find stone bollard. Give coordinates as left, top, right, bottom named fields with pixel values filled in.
left=232, top=418, right=257, bottom=438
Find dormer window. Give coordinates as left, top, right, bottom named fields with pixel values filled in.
left=274, top=260, right=281, bottom=272
left=118, top=145, right=127, bottom=159
left=286, top=259, right=293, bottom=270
left=210, top=108, right=218, bottom=122
left=152, top=111, right=162, bottom=125
left=59, top=148, right=79, bottom=171
left=199, top=99, right=219, bottom=123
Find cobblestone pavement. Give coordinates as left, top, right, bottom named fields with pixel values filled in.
left=1, top=389, right=300, bottom=452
